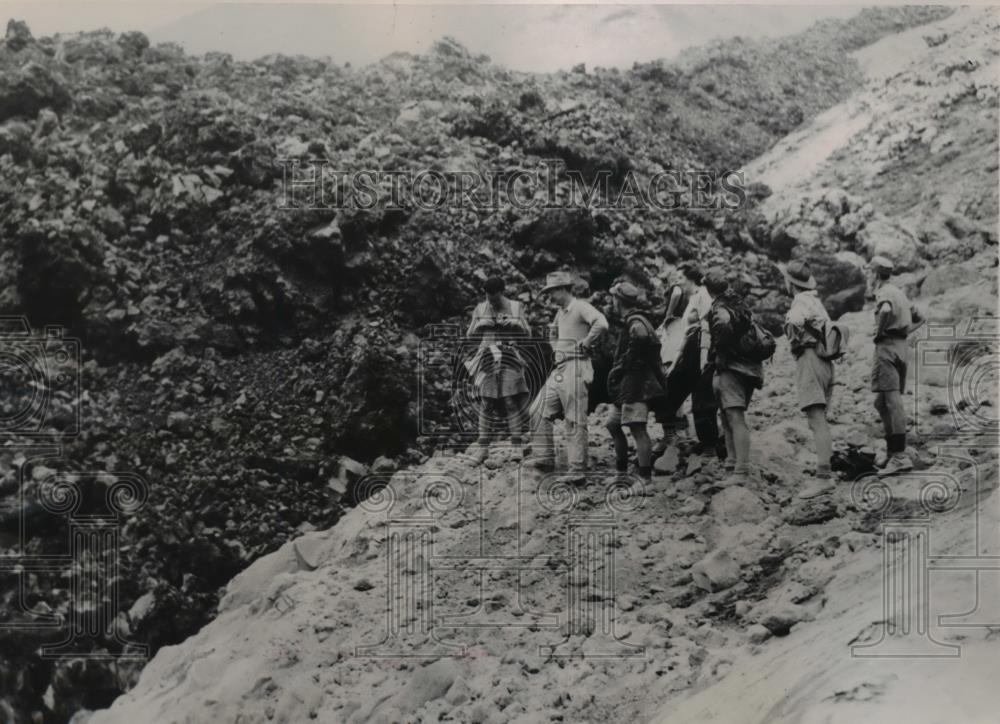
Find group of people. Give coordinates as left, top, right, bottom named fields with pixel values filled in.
left=462, top=254, right=924, bottom=496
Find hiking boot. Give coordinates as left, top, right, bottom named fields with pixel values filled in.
left=798, top=477, right=836, bottom=499
left=878, top=454, right=914, bottom=477
left=552, top=471, right=587, bottom=486
left=507, top=442, right=524, bottom=462
left=463, top=443, right=489, bottom=466
left=523, top=455, right=555, bottom=472
left=719, top=463, right=751, bottom=488
left=627, top=477, right=653, bottom=498
left=652, top=436, right=673, bottom=461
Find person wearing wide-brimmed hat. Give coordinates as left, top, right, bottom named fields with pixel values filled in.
left=605, top=281, right=668, bottom=483
left=463, top=276, right=532, bottom=465
left=781, top=259, right=836, bottom=498
left=525, top=270, right=608, bottom=473
left=868, top=255, right=925, bottom=477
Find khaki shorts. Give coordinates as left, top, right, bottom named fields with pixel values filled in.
left=796, top=347, right=834, bottom=410
left=871, top=338, right=908, bottom=393
left=607, top=402, right=650, bottom=428
left=713, top=370, right=755, bottom=411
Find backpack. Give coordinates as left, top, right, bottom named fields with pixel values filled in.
left=725, top=304, right=776, bottom=363
left=736, top=319, right=777, bottom=363
left=813, top=321, right=849, bottom=361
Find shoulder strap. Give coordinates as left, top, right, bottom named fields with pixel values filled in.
left=626, top=311, right=655, bottom=334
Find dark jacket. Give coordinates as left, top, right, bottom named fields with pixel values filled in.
left=608, top=311, right=668, bottom=405
left=708, top=293, right=764, bottom=387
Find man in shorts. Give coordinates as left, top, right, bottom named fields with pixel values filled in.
left=605, top=282, right=668, bottom=482
left=781, top=260, right=835, bottom=498
left=869, top=256, right=924, bottom=476
left=705, top=270, right=764, bottom=487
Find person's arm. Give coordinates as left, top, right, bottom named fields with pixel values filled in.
left=506, top=304, right=531, bottom=336
left=467, top=305, right=492, bottom=337
left=875, top=301, right=893, bottom=338
left=699, top=317, right=711, bottom=370
left=907, top=304, right=926, bottom=335
left=664, top=286, right=683, bottom=322
left=623, top=318, right=657, bottom=367
left=709, top=305, right=733, bottom=341
left=579, top=302, right=609, bottom=352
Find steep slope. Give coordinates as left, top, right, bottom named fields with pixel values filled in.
left=83, top=7, right=999, bottom=722
left=0, top=6, right=972, bottom=721
left=88, top=246, right=998, bottom=723
left=744, top=7, right=998, bottom=271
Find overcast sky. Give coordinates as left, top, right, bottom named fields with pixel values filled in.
left=2, top=2, right=864, bottom=71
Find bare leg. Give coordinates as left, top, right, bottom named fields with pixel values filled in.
left=874, top=392, right=891, bottom=438
left=629, top=423, right=652, bottom=471
left=606, top=411, right=629, bottom=471
left=505, top=393, right=528, bottom=443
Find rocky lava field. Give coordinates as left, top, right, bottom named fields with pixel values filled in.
left=0, top=5, right=996, bottom=723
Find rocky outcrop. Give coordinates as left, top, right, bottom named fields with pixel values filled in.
left=86, top=262, right=998, bottom=723
left=1, top=6, right=992, bottom=722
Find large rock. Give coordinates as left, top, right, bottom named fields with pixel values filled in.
left=856, top=217, right=921, bottom=271
left=691, top=549, right=741, bottom=592
left=709, top=486, right=767, bottom=525
left=783, top=496, right=839, bottom=526
left=4, top=19, right=33, bottom=52
left=512, top=208, right=595, bottom=257
left=800, top=250, right=867, bottom=319
left=0, top=61, right=71, bottom=122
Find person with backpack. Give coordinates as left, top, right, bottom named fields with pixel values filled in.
left=869, top=256, right=925, bottom=476
left=652, top=262, right=722, bottom=461
left=606, top=282, right=668, bottom=483
left=781, top=260, right=843, bottom=498
left=526, top=271, right=608, bottom=474
left=464, top=276, right=532, bottom=464
left=705, top=270, right=773, bottom=486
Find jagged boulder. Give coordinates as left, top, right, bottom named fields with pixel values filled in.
left=4, top=19, right=33, bottom=52
left=512, top=208, right=596, bottom=257
left=0, top=61, right=71, bottom=121
left=801, top=251, right=867, bottom=319
left=766, top=190, right=922, bottom=272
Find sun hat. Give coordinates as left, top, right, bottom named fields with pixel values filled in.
left=541, top=270, right=575, bottom=293
left=780, top=259, right=817, bottom=290
left=610, top=281, right=648, bottom=306
left=703, top=269, right=729, bottom=296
